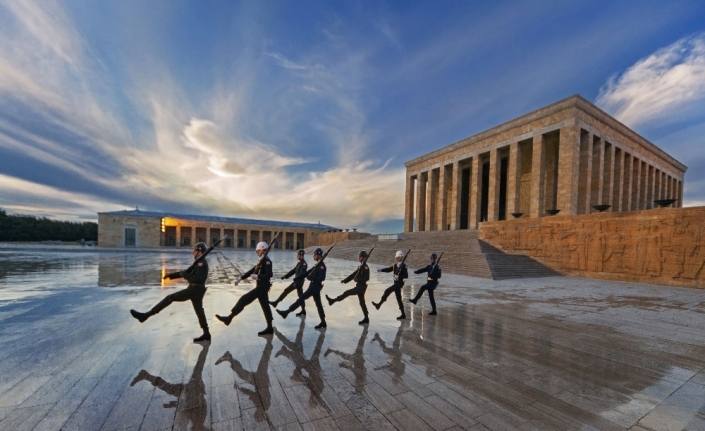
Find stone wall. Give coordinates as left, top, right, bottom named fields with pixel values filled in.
left=98, top=214, right=161, bottom=247
left=311, top=231, right=372, bottom=247
left=478, top=207, right=705, bottom=288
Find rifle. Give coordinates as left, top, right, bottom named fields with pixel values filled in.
left=252, top=232, right=280, bottom=274
left=351, top=244, right=376, bottom=281
left=395, top=246, right=413, bottom=276
left=163, top=235, right=227, bottom=280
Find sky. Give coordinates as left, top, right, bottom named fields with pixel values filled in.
left=1, top=1, right=704, bottom=233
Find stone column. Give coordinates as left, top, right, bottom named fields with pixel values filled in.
left=658, top=171, right=666, bottom=199
left=439, top=165, right=449, bottom=230
left=557, top=124, right=580, bottom=215
left=667, top=175, right=673, bottom=199
left=612, top=149, right=623, bottom=212
left=638, top=161, right=648, bottom=210
left=449, top=161, right=461, bottom=230
left=469, top=156, right=483, bottom=228
left=487, top=148, right=501, bottom=221
left=246, top=230, right=251, bottom=249
left=590, top=136, right=604, bottom=208
left=507, top=142, right=521, bottom=215
left=529, top=135, right=546, bottom=218
left=404, top=175, right=415, bottom=232
left=631, top=158, right=640, bottom=211
left=602, top=143, right=614, bottom=210
left=205, top=227, right=211, bottom=248
left=176, top=226, right=182, bottom=247
left=428, top=169, right=439, bottom=230
left=577, top=131, right=593, bottom=214
left=678, top=180, right=683, bottom=207
left=415, top=172, right=427, bottom=232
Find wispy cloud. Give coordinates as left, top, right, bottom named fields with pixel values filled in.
left=597, top=33, right=705, bottom=127
left=0, top=174, right=123, bottom=221
left=0, top=0, right=405, bottom=227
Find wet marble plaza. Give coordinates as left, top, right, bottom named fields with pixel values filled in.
left=0, top=246, right=704, bottom=431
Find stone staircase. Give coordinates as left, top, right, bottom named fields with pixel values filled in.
left=306, top=230, right=560, bottom=280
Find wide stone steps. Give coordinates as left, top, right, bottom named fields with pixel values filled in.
left=307, top=230, right=560, bottom=280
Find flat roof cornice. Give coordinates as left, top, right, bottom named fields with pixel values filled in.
left=405, top=94, right=687, bottom=172
left=98, top=209, right=339, bottom=230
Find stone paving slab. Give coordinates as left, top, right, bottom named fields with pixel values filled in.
left=0, top=249, right=704, bottom=430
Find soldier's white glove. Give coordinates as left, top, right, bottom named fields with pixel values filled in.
left=233, top=277, right=241, bottom=286
left=393, top=275, right=399, bottom=281
left=251, top=274, right=258, bottom=281
left=376, top=268, right=382, bottom=273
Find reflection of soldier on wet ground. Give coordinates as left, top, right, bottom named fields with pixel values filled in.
left=130, top=242, right=211, bottom=342
left=371, top=250, right=408, bottom=320
left=327, top=250, right=370, bottom=324
left=274, top=320, right=326, bottom=406
left=269, top=249, right=308, bottom=316
left=131, top=343, right=210, bottom=431
left=215, top=338, right=273, bottom=424
left=325, top=326, right=369, bottom=387
left=372, top=325, right=405, bottom=383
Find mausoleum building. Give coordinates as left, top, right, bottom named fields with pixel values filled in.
left=98, top=210, right=337, bottom=249
left=404, top=95, right=687, bottom=231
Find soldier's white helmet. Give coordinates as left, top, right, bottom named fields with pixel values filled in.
left=395, top=250, right=404, bottom=258
left=256, top=241, right=268, bottom=251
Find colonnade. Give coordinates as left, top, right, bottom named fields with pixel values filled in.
left=405, top=126, right=684, bottom=232
left=164, top=224, right=307, bottom=250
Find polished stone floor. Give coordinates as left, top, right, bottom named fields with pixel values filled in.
left=0, top=247, right=704, bottom=431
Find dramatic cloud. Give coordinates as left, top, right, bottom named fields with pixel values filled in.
left=0, top=174, right=123, bottom=221
left=597, top=33, right=705, bottom=127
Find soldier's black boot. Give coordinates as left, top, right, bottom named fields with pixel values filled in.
left=216, top=314, right=233, bottom=326
left=314, top=320, right=327, bottom=329
left=269, top=299, right=279, bottom=306
left=359, top=315, right=369, bottom=325
left=409, top=298, right=418, bottom=305
left=372, top=301, right=381, bottom=310
left=326, top=295, right=335, bottom=306
left=276, top=309, right=290, bottom=319
left=194, top=331, right=211, bottom=342
left=396, top=312, right=406, bottom=320
left=130, top=309, right=149, bottom=323
left=258, top=325, right=274, bottom=336
left=295, top=309, right=306, bottom=317
left=429, top=309, right=437, bottom=315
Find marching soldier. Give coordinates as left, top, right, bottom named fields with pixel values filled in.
left=129, top=242, right=211, bottom=342
left=269, top=249, right=308, bottom=316
left=215, top=241, right=274, bottom=336
left=410, top=253, right=442, bottom=315
left=276, top=247, right=327, bottom=329
left=371, top=250, right=408, bottom=320
left=326, top=250, right=370, bottom=324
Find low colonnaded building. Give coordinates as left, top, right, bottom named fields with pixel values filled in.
left=404, top=94, right=686, bottom=231
left=97, top=210, right=338, bottom=249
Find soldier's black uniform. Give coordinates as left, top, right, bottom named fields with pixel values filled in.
left=130, top=258, right=210, bottom=340
left=216, top=256, right=274, bottom=335
left=277, top=260, right=327, bottom=328
left=270, top=258, right=308, bottom=315
left=411, top=263, right=442, bottom=314
left=372, top=262, right=409, bottom=319
left=327, top=262, right=370, bottom=324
